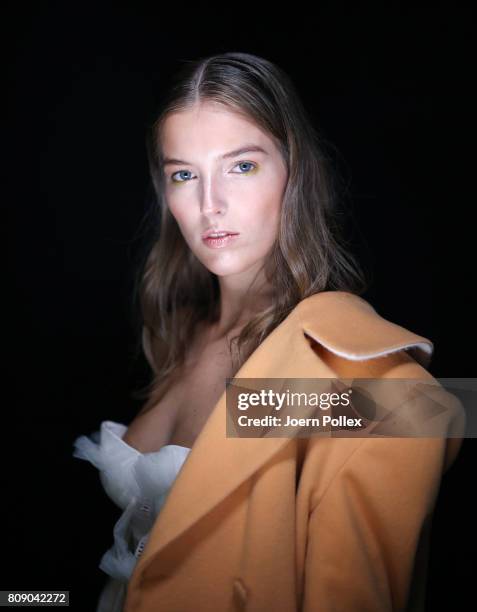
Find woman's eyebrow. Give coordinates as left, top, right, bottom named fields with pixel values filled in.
left=161, top=144, right=269, bottom=167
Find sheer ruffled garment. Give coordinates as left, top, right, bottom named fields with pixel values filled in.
left=73, top=420, right=191, bottom=612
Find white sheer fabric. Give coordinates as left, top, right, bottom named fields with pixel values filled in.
left=73, top=420, right=191, bottom=612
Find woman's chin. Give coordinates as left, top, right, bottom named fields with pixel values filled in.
left=195, top=255, right=248, bottom=277
left=203, top=264, right=246, bottom=277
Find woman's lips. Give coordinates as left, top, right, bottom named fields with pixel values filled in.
left=202, top=233, right=239, bottom=249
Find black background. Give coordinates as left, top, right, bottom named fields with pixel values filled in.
left=5, top=2, right=474, bottom=610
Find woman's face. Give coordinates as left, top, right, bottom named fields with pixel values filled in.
left=160, top=101, right=288, bottom=279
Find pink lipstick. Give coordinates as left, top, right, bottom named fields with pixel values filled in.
left=202, top=230, right=240, bottom=249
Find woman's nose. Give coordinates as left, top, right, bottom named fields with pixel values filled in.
left=199, top=179, right=227, bottom=215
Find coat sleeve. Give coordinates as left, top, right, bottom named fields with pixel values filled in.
left=301, top=350, right=465, bottom=612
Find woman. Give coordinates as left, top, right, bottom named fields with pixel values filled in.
left=73, top=52, right=464, bottom=611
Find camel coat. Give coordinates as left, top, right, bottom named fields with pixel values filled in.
left=123, top=291, right=465, bottom=612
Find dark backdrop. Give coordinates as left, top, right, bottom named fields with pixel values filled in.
left=6, top=2, right=474, bottom=610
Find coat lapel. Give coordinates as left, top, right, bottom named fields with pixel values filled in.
left=129, top=291, right=433, bottom=581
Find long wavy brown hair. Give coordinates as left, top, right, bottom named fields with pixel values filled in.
left=130, top=51, right=369, bottom=414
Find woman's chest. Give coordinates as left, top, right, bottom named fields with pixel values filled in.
left=124, top=336, right=240, bottom=453
left=167, top=342, right=238, bottom=448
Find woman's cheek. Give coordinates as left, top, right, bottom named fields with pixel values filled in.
left=166, top=194, right=190, bottom=222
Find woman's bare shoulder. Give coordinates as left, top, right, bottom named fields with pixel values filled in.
left=122, top=393, right=178, bottom=453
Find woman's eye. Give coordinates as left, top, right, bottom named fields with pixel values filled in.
left=170, top=161, right=256, bottom=183
left=171, top=169, right=194, bottom=183
left=232, top=161, right=256, bottom=174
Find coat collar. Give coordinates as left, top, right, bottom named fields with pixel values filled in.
left=129, top=290, right=433, bottom=581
